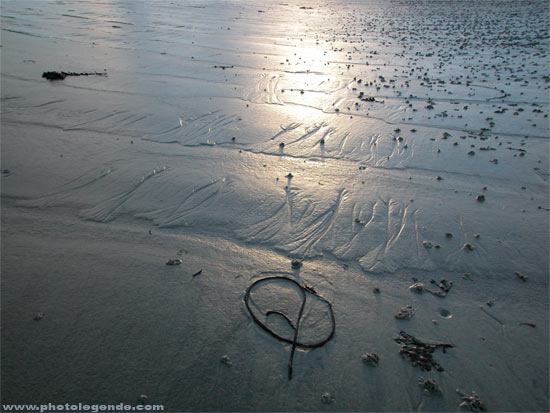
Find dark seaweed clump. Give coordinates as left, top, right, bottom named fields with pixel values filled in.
left=42, top=71, right=107, bottom=81
left=394, top=330, right=453, bottom=371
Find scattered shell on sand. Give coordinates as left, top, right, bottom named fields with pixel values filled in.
left=34, top=312, right=45, bottom=321
left=434, top=279, right=453, bottom=296
left=361, top=352, right=379, bottom=366
left=462, top=243, right=474, bottom=251
left=373, top=287, right=381, bottom=294
left=439, top=308, right=452, bottom=318
left=166, top=258, right=183, bottom=265
left=419, top=377, right=440, bottom=393
left=291, top=259, right=302, bottom=269
left=220, top=355, right=233, bottom=367
left=476, top=195, right=485, bottom=202
left=320, top=392, right=335, bottom=404
left=395, top=305, right=415, bottom=319
left=409, top=282, right=425, bottom=293
left=413, top=279, right=452, bottom=297
left=138, top=395, right=148, bottom=405
left=456, top=389, right=486, bottom=412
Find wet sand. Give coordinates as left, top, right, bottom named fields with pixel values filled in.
left=1, top=0, right=549, bottom=411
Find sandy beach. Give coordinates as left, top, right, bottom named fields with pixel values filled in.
left=1, top=0, right=549, bottom=411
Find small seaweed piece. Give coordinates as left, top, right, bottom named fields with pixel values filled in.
left=519, top=322, right=536, bottom=328
left=515, top=271, right=528, bottom=281
left=42, top=71, right=107, bottom=81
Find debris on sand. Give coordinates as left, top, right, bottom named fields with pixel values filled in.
left=422, top=240, right=434, bottom=248
left=220, top=355, right=233, bottom=367
left=439, top=308, right=452, bottom=318
left=419, top=377, right=440, bottom=394
left=428, top=279, right=453, bottom=297
left=456, top=389, right=486, bottom=411
left=462, top=243, right=474, bottom=251
left=244, top=276, right=335, bottom=380
left=360, top=96, right=377, bottom=102
left=409, top=282, right=425, bottom=293
left=42, top=71, right=66, bottom=80
left=34, top=312, right=45, bottom=321
left=361, top=352, right=379, bottom=366
left=166, top=258, right=183, bottom=266
left=42, top=71, right=107, bottom=81
left=192, top=269, right=202, bottom=277
left=291, top=259, right=302, bottom=269
left=320, top=392, right=335, bottom=404
left=515, top=271, right=528, bottom=281
left=394, top=331, right=453, bottom=371
left=395, top=305, right=415, bottom=320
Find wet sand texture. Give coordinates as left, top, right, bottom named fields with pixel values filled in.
left=1, top=0, right=548, bottom=411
